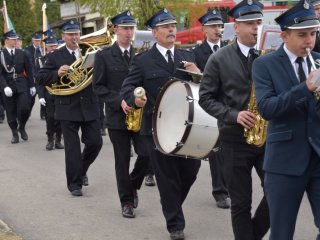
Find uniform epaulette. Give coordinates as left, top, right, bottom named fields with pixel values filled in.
left=135, top=50, right=148, bottom=57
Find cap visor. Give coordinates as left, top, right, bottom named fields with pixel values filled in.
left=62, top=30, right=81, bottom=33
left=288, top=19, right=320, bottom=30
left=117, top=23, right=137, bottom=27
left=7, top=36, right=18, bottom=40
left=204, top=20, right=223, bottom=25
left=155, top=19, right=177, bottom=27
left=236, top=13, right=263, bottom=22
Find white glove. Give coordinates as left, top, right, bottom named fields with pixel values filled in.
left=39, top=98, right=46, bottom=106
left=30, top=87, right=36, bottom=96
left=4, top=87, right=13, bottom=97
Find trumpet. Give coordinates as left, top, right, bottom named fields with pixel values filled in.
left=306, top=48, right=320, bottom=99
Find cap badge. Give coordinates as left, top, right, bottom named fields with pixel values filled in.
left=70, top=20, right=74, bottom=24
left=303, top=1, right=310, bottom=9
left=164, top=8, right=168, bottom=13
left=247, top=0, right=253, bottom=5
left=127, top=11, right=131, bottom=16
left=212, top=10, right=217, bottom=14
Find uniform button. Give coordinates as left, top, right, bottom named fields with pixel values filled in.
left=309, top=137, right=312, bottom=142
left=80, top=96, right=83, bottom=100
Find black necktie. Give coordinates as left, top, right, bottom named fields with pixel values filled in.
left=124, top=49, right=130, bottom=65
left=10, top=50, right=14, bottom=62
left=166, top=49, right=174, bottom=74
left=213, top=45, right=219, bottom=52
left=248, top=48, right=259, bottom=64
left=71, top=51, right=76, bottom=62
left=295, top=57, right=306, bottom=82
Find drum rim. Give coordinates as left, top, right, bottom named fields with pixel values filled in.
left=152, top=78, right=193, bottom=155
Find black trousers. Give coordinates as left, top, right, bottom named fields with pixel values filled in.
left=3, top=91, right=30, bottom=130
left=108, top=129, right=149, bottom=206
left=221, top=141, right=269, bottom=240
left=60, top=119, right=102, bottom=192
left=45, top=95, right=61, bottom=138
left=0, top=92, right=5, bottom=120
left=208, top=140, right=228, bottom=201
left=145, top=136, right=201, bottom=233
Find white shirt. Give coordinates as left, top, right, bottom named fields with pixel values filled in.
left=156, top=44, right=174, bottom=62
left=66, top=46, right=80, bottom=59
left=119, top=46, right=131, bottom=56
left=207, top=39, right=221, bottom=52
left=237, top=39, right=256, bottom=58
left=6, top=47, right=15, bottom=55
left=283, top=44, right=308, bottom=82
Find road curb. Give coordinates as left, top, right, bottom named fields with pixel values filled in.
left=0, top=219, right=22, bottom=240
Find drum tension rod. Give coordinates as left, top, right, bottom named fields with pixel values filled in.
left=186, top=96, right=195, bottom=102
left=184, top=120, right=192, bottom=126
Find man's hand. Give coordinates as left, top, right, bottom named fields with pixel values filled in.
left=121, top=99, right=133, bottom=114
left=237, top=111, right=256, bottom=129
left=4, top=87, right=13, bottom=97
left=30, top=87, right=36, bottom=96
left=183, top=62, right=201, bottom=74
left=39, top=98, right=46, bottom=106
left=58, top=65, right=71, bottom=77
left=135, top=96, right=147, bottom=108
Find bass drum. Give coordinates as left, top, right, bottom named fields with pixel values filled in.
left=152, top=79, right=219, bottom=159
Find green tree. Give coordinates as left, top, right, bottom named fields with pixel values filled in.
left=0, top=0, right=37, bottom=46
left=76, top=0, right=205, bottom=30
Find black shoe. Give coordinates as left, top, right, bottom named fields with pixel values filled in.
left=55, top=141, right=64, bottom=149
left=122, top=204, right=135, bottom=218
left=170, top=230, right=185, bottom=240
left=46, top=140, right=54, bottom=151
left=71, top=189, right=83, bottom=196
left=100, top=128, right=107, bottom=136
left=145, top=175, right=156, bottom=186
left=19, top=128, right=28, bottom=141
left=82, top=175, right=89, bottom=186
left=317, top=234, right=320, bottom=240
left=133, top=189, right=138, bottom=209
left=216, top=198, right=230, bottom=209
left=11, top=130, right=19, bottom=144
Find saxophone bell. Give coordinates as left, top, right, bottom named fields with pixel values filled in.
left=125, top=87, right=146, bottom=132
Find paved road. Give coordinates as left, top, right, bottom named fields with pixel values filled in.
left=0, top=103, right=318, bottom=240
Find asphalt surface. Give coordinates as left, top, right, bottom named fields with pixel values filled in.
left=0, top=103, right=318, bottom=240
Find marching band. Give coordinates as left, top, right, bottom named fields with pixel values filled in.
left=0, top=0, right=320, bottom=240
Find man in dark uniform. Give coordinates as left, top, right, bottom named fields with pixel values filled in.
left=25, top=32, right=45, bottom=120
left=253, top=1, right=320, bottom=239
left=36, top=34, right=64, bottom=151
left=193, top=9, right=230, bottom=209
left=0, top=88, right=4, bottom=124
left=199, top=1, right=270, bottom=239
left=93, top=10, right=150, bottom=218
left=121, top=8, right=201, bottom=240
left=0, top=30, right=35, bottom=143
left=312, top=0, right=320, bottom=52
left=37, top=20, right=102, bottom=197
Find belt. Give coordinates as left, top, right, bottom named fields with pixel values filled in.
left=7, top=73, right=24, bottom=79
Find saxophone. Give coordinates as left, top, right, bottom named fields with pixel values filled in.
left=125, top=87, right=145, bottom=132
left=244, top=83, right=268, bottom=147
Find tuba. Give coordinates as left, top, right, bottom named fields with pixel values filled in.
left=46, top=27, right=114, bottom=96
left=126, top=87, right=145, bottom=132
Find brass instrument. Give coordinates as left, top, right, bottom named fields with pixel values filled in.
left=45, top=27, right=114, bottom=96
left=306, top=48, right=320, bottom=99
left=244, top=48, right=268, bottom=147
left=244, top=84, right=268, bottom=147
left=126, top=87, right=145, bottom=132
left=46, top=42, right=99, bottom=95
